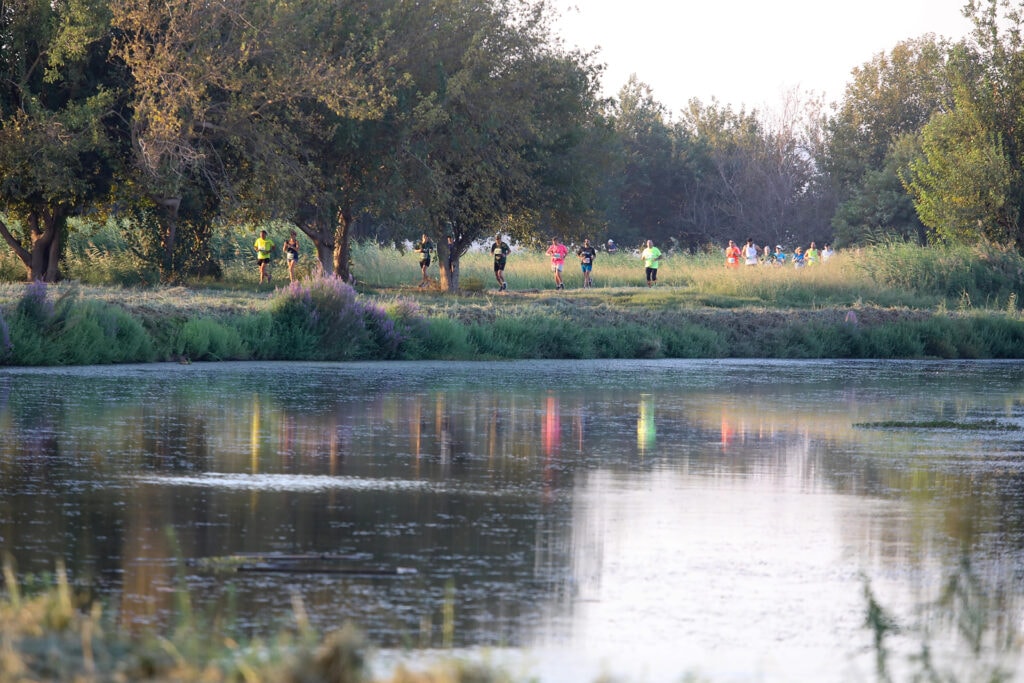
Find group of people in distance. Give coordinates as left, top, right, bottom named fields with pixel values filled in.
left=496, top=234, right=591, bottom=291
left=725, top=238, right=834, bottom=269
left=542, top=236, right=598, bottom=289
left=424, top=233, right=663, bottom=291
left=254, top=228, right=835, bottom=291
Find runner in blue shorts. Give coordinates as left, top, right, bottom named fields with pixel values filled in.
left=577, top=238, right=596, bottom=288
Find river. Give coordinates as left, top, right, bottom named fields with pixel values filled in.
left=1, top=359, right=1023, bottom=681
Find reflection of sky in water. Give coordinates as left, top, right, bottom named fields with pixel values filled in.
left=552, top=471, right=883, bottom=681
left=3, top=360, right=1024, bottom=681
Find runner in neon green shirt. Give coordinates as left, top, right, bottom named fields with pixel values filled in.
left=640, top=240, right=662, bottom=287
left=254, top=230, right=276, bottom=284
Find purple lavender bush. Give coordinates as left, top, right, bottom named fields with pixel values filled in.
left=269, top=276, right=409, bottom=360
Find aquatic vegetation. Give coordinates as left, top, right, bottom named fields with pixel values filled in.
left=862, top=559, right=1020, bottom=682
left=853, top=419, right=1022, bottom=431
left=174, top=317, right=247, bottom=361
left=0, top=309, right=10, bottom=360
left=0, top=558, right=526, bottom=683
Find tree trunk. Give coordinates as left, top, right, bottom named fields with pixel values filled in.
left=154, top=197, right=181, bottom=283
left=297, top=203, right=336, bottom=278
left=0, top=208, right=67, bottom=282
left=437, top=237, right=459, bottom=292
left=333, top=207, right=353, bottom=283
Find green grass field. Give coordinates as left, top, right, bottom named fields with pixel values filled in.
left=2, top=235, right=1024, bottom=364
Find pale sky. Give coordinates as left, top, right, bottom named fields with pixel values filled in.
left=553, top=0, right=975, bottom=114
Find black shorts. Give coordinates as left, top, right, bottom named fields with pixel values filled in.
left=258, top=258, right=270, bottom=265
left=494, top=261, right=506, bottom=272
left=420, top=257, right=431, bottom=267
left=646, top=266, right=658, bottom=281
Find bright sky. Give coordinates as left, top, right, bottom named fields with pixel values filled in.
left=553, top=0, right=975, bottom=114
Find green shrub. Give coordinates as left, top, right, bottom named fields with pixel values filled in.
left=235, top=311, right=275, bottom=360
left=658, top=322, right=725, bottom=358
left=419, top=317, right=474, bottom=359
left=56, top=299, right=154, bottom=364
left=861, top=323, right=927, bottom=359
left=4, top=283, right=154, bottom=365
left=0, top=307, right=11, bottom=362
left=469, top=315, right=590, bottom=359
left=175, top=318, right=247, bottom=361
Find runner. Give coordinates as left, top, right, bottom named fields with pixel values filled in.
left=577, top=238, right=597, bottom=288
left=806, top=241, right=820, bottom=266
left=641, top=239, right=663, bottom=287
left=254, top=229, right=275, bottom=284
left=546, top=237, right=569, bottom=290
left=413, top=233, right=434, bottom=287
left=743, top=238, right=759, bottom=266
left=491, top=233, right=511, bottom=290
left=725, top=240, right=741, bottom=268
left=283, top=230, right=300, bottom=283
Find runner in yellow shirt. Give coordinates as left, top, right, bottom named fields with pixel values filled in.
left=641, top=240, right=663, bottom=287
left=254, top=229, right=276, bottom=284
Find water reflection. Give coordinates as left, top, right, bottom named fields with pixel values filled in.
left=2, top=360, right=1024, bottom=680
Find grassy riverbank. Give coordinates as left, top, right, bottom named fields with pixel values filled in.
left=2, top=241, right=1024, bottom=365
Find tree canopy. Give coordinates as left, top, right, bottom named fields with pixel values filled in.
left=4, top=0, right=1024, bottom=286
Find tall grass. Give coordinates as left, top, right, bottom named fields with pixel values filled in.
left=4, top=219, right=1024, bottom=314
left=4, top=241, right=1024, bottom=364
left=4, top=282, right=155, bottom=365
left=0, top=557, right=522, bottom=683
left=851, top=240, right=1024, bottom=307
left=346, top=242, right=1023, bottom=311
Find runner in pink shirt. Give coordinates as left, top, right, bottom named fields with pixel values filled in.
left=546, top=237, right=569, bottom=290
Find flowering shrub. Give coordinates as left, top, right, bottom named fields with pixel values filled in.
left=269, top=276, right=407, bottom=360
left=15, top=280, right=54, bottom=326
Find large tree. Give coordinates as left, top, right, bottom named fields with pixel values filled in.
left=903, top=0, right=1024, bottom=249
left=601, top=77, right=684, bottom=249
left=678, top=95, right=824, bottom=249
left=823, top=36, right=953, bottom=245
left=110, top=0, right=388, bottom=281
left=0, top=0, right=121, bottom=282
left=392, top=0, right=602, bottom=292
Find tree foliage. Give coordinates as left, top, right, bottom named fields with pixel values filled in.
left=903, top=0, right=1024, bottom=248
left=7, top=0, right=1024, bottom=286
left=0, top=0, right=120, bottom=282
left=824, top=36, right=952, bottom=245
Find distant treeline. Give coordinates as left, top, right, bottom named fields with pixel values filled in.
left=2, top=0, right=1024, bottom=292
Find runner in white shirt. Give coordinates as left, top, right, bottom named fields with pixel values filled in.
left=744, top=238, right=759, bottom=266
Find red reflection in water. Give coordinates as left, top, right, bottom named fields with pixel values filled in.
left=721, top=414, right=733, bottom=450
left=543, top=395, right=560, bottom=457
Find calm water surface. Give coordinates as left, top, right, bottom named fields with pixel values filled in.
left=2, top=359, right=1024, bottom=682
